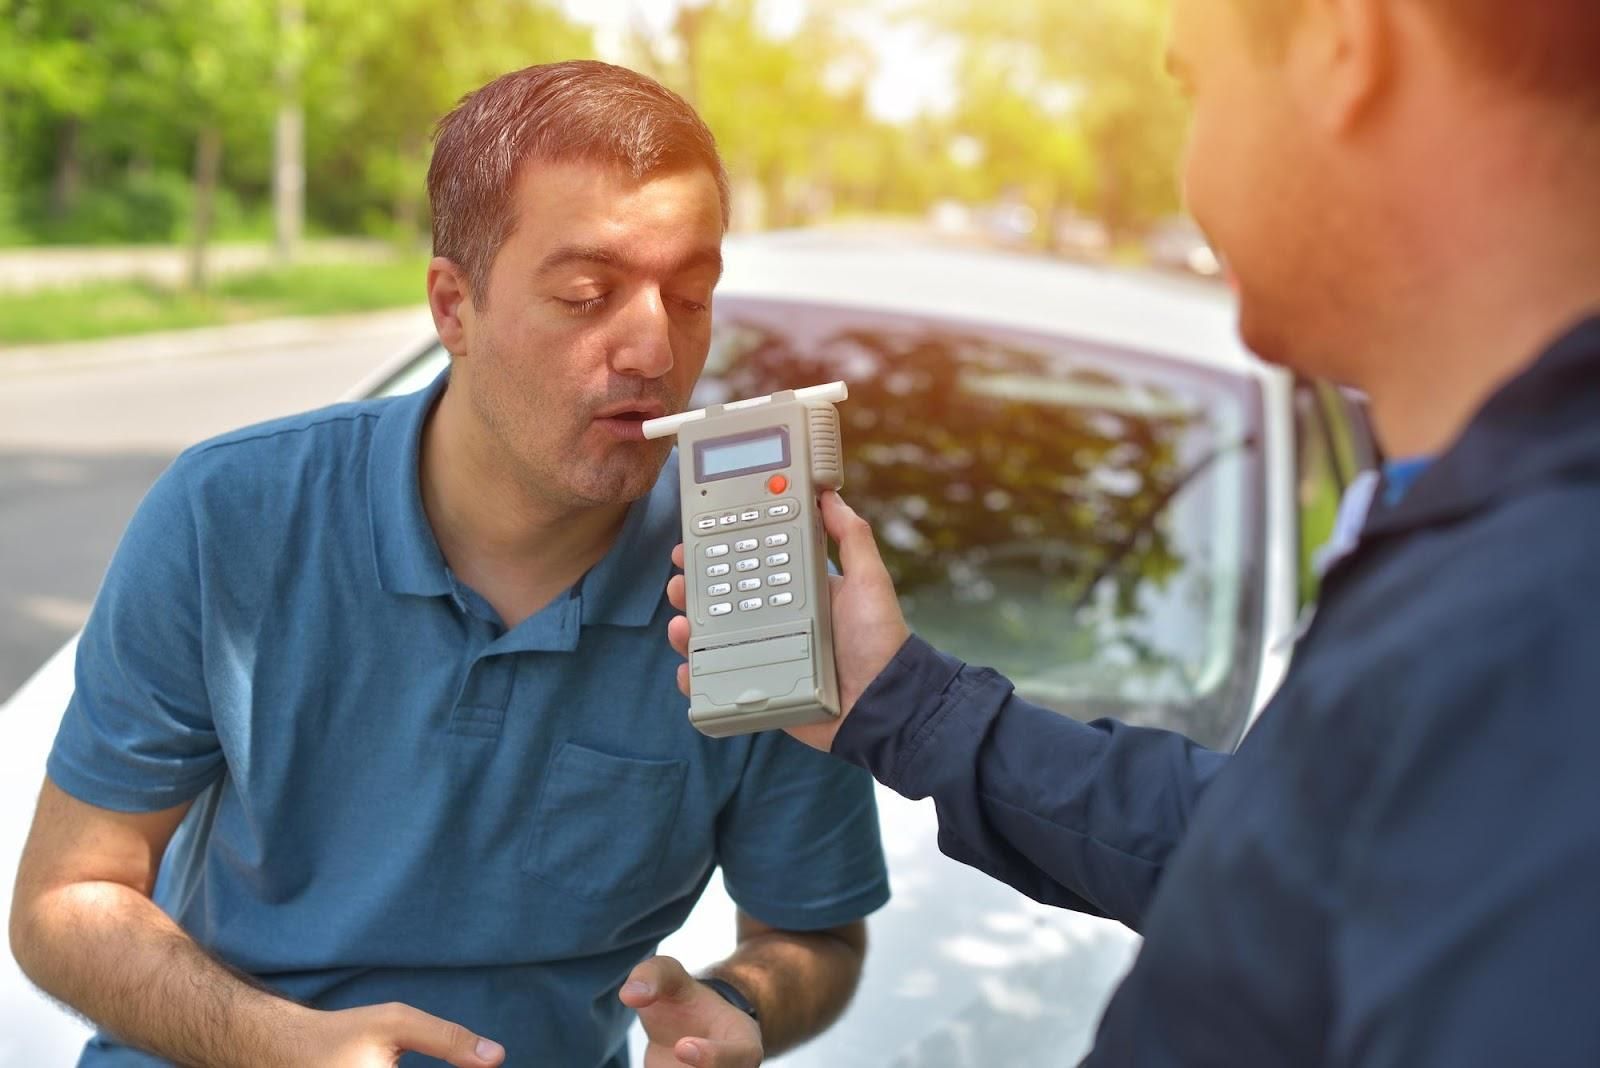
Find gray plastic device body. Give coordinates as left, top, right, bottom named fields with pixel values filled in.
left=647, top=386, right=844, bottom=737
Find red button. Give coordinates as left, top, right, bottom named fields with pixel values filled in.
left=767, top=474, right=789, bottom=494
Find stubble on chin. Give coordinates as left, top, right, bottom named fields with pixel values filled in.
left=560, top=437, right=674, bottom=507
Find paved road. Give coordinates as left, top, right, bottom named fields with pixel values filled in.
left=0, top=307, right=433, bottom=702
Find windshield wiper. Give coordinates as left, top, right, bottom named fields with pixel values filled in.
left=1070, top=434, right=1259, bottom=615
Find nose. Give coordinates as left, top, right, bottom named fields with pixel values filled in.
left=609, top=285, right=675, bottom=380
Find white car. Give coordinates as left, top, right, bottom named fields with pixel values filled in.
left=0, top=233, right=1376, bottom=1067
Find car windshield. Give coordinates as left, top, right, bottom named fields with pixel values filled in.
left=382, top=299, right=1265, bottom=750
left=697, top=299, right=1265, bottom=750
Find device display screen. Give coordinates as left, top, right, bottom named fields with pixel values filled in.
left=695, top=428, right=790, bottom=482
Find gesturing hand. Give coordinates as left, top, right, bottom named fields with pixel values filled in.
left=620, top=956, right=763, bottom=1068
left=304, top=1002, right=505, bottom=1067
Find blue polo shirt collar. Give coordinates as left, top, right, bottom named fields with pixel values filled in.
left=368, top=370, right=453, bottom=599
left=577, top=459, right=680, bottom=629
left=368, top=369, right=679, bottom=637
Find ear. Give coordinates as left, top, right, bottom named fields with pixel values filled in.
left=1290, top=0, right=1393, bottom=134
left=427, top=256, right=475, bottom=357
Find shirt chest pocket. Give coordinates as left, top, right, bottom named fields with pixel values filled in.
left=523, top=741, right=690, bottom=900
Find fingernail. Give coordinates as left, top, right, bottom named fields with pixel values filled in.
left=623, top=980, right=652, bottom=996
left=476, top=1038, right=504, bottom=1061
left=679, top=1043, right=703, bottom=1066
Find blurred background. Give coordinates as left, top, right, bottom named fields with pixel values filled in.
left=0, top=0, right=1209, bottom=334
left=0, top=0, right=1218, bottom=699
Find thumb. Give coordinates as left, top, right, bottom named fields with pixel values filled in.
left=819, top=491, right=886, bottom=581
left=385, top=1003, right=505, bottom=1067
left=621, top=954, right=697, bottom=1009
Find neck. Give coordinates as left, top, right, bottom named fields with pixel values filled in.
left=419, top=383, right=629, bottom=626
left=1352, top=113, right=1600, bottom=458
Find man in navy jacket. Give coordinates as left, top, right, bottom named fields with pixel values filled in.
left=664, top=1, right=1600, bottom=1064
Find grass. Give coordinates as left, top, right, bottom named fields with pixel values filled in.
left=0, top=255, right=430, bottom=347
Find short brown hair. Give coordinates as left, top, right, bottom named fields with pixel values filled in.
left=428, top=60, right=731, bottom=303
left=1238, top=0, right=1600, bottom=107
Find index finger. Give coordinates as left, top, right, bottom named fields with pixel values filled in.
left=672, top=542, right=685, bottom=569
left=383, top=1004, right=504, bottom=1067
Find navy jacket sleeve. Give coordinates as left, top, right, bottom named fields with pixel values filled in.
left=831, top=635, right=1229, bottom=931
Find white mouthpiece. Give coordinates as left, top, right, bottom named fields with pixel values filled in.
left=642, top=381, right=848, bottom=440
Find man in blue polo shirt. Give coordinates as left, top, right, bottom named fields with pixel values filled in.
left=9, top=62, right=888, bottom=1068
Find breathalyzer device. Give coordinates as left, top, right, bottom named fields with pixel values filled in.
left=642, top=383, right=847, bottom=738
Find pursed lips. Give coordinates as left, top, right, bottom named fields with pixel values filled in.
left=591, top=401, right=670, bottom=442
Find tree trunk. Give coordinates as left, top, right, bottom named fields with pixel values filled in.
left=1043, top=182, right=1069, bottom=255
left=675, top=3, right=707, bottom=105
left=272, top=0, right=306, bottom=265
left=761, top=163, right=786, bottom=231
left=189, top=125, right=223, bottom=292
left=392, top=135, right=426, bottom=247
left=50, top=117, right=82, bottom=218
left=0, top=94, right=11, bottom=239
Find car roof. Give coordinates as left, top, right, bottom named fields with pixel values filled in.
left=718, top=230, right=1265, bottom=377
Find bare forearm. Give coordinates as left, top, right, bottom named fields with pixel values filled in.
left=12, top=881, right=313, bottom=1068
left=705, top=931, right=864, bottom=1057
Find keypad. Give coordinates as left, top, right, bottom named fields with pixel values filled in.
left=693, top=498, right=803, bottom=621
left=699, top=540, right=799, bottom=618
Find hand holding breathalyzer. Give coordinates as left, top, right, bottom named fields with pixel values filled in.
left=645, top=383, right=851, bottom=737
left=648, top=383, right=911, bottom=743
left=666, top=490, right=911, bottom=752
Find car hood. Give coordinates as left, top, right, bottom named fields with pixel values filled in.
left=1, top=636, right=96, bottom=1066
left=631, top=788, right=1138, bottom=1067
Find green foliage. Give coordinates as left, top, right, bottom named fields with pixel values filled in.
left=0, top=279, right=222, bottom=343
left=0, top=181, right=18, bottom=245
left=301, top=0, right=593, bottom=237
left=1, top=170, right=280, bottom=247
left=11, top=172, right=187, bottom=245
left=1, top=0, right=1188, bottom=262
left=0, top=0, right=591, bottom=249
left=212, top=256, right=428, bottom=315
left=923, top=0, right=1188, bottom=241
left=0, top=255, right=428, bottom=345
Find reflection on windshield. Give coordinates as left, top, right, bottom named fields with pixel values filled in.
left=698, top=301, right=1264, bottom=749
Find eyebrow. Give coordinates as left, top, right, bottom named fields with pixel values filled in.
left=536, top=243, right=724, bottom=280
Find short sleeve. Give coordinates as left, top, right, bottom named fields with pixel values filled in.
left=715, top=732, right=890, bottom=931
left=46, top=455, right=224, bottom=811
